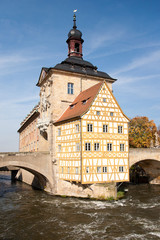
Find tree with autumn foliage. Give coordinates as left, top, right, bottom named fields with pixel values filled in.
left=157, top=125, right=160, bottom=145
left=129, top=116, right=157, bottom=148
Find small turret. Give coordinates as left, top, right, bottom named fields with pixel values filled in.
left=66, top=12, right=84, bottom=58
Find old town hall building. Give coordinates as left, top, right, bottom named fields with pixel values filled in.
left=18, top=14, right=129, bottom=194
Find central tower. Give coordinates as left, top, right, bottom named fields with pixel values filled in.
left=66, top=13, right=84, bottom=58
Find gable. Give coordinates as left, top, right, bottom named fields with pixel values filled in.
left=36, top=67, right=50, bottom=86
left=82, top=82, right=129, bottom=123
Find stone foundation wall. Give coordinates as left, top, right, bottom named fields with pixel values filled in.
left=15, top=168, right=117, bottom=200
left=56, top=179, right=117, bottom=200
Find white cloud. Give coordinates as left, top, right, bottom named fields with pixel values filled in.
left=0, top=53, right=42, bottom=68
left=86, top=41, right=160, bottom=60
left=115, top=74, right=160, bottom=85
left=0, top=96, right=39, bottom=107
left=85, top=26, right=126, bottom=56
left=113, top=50, right=160, bottom=75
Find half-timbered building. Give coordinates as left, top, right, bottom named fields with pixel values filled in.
left=55, top=81, right=129, bottom=184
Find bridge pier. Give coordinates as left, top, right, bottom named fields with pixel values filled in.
left=11, top=170, right=19, bottom=182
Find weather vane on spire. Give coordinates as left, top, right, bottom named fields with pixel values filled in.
left=73, top=9, right=77, bottom=29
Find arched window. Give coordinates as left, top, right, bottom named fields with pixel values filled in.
left=75, top=43, right=79, bottom=52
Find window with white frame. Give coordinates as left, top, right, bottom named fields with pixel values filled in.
left=110, top=112, right=114, bottom=116
left=75, top=124, right=79, bottom=133
left=58, top=128, right=61, bottom=136
left=76, top=143, right=80, bottom=151
left=68, top=83, right=74, bottom=94
left=97, top=166, right=101, bottom=173
left=94, top=143, right=100, bottom=151
left=119, top=166, right=124, bottom=172
left=67, top=167, right=70, bottom=174
left=103, top=124, right=108, bottom=133
left=86, top=167, right=89, bottom=173
left=75, top=167, right=78, bottom=174
left=96, top=111, right=100, bottom=115
left=87, top=124, right=93, bottom=132
left=103, top=166, right=107, bottom=173
left=107, top=143, right=112, bottom=151
left=120, top=143, right=125, bottom=151
left=103, top=98, right=106, bottom=102
left=118, top=126, right=123, bottom=134
left=62, top=167, right=64, bottom=174
left=58, top=145, right=61, bottom=152
left=85, top=143, right=91, bottom=151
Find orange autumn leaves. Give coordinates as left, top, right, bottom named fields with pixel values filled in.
left=129, top=116, right=158, bottom=148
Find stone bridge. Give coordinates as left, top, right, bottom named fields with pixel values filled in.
left=0, top=152, right=54, bottom=192
left=1, top=148, right=160, bottom=190
left=129, top=148, right=160, bottom=183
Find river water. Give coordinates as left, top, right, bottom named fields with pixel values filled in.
left=0, top=173, right=160, bottom=240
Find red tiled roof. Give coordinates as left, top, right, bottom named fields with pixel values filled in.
left=55, top=82, right=103, bottom=124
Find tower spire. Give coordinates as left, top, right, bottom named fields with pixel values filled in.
left=73, top=13, right=77, bottom=29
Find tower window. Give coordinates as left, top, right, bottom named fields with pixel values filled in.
left=68, top=83, right=74, bottom=94
left=75, top=43, right=80, bottom=52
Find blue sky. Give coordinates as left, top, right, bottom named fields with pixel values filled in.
left=0, top=0, right=160, bottom=151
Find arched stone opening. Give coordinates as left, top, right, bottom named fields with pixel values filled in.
left=130, top=163, right=149, bottom=184
left=0, top=164, right=52, bottom=192
left=130, top=159, right=160, bottom=184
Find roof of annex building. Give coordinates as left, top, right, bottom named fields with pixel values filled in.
left=18, top=103, right=40, bottom=132
left=55, top=81, right=103, bottom=124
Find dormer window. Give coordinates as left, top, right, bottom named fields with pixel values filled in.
left=70, top=103, right=77, bottom=109
left=70, top=104, right=74, bottom=109
left=82, top=97, right=90, bottom=105
left=82, top=100, right=87, bottom=105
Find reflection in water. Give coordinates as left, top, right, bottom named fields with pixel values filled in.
left=0, top=173, right=160, bottom=240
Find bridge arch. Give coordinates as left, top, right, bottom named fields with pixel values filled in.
left=0, top=152, right=53, bottom=192
left=129, top=148, right=160, bottom=184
